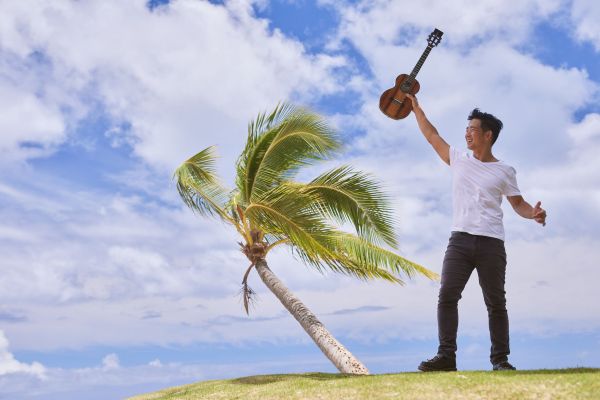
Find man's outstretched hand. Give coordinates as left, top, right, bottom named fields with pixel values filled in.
left=533, top=201, right=547, bottom=226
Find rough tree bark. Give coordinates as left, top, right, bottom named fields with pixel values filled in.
left=254, top=259, right=369, bottom=375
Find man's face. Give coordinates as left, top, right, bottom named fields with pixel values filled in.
left=465, top=119, right=490, bottom=150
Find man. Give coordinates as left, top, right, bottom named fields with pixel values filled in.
left=405, top=94, right=547, bottom=372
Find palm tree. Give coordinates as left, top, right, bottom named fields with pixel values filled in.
left=174, top=103, right=438, bottom=374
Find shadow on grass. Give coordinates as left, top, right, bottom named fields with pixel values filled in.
left=509, top=368, right=600, bottom=375
left=231, top=372, right=354, bottom=385
left=419, top=368, right=600, bottom=376
left=231, top=368, right=600, bottom=385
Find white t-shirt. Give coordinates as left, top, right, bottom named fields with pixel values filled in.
left=449, top=147, right=521, bottom=241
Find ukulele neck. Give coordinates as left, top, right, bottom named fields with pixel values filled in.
left=409, top=45, right=433, bottom=79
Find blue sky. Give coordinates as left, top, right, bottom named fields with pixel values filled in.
left=1, top=0, right=600, bottom=399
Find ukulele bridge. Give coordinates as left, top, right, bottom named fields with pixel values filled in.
left=392, top=97, right=404, bottom=105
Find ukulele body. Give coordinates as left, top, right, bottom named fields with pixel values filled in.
left=379, top=74, right=420, bottom=120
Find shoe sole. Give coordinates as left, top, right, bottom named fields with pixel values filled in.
left=418, top=365, right=457, bottom=372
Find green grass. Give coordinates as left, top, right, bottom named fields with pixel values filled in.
left=128, top=368, right=600, bottom=400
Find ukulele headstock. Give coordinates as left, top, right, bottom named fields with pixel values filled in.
left=427, top=28, right=443, bottom=47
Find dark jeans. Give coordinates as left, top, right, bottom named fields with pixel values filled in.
left=437, top=231, right=509, bottom=365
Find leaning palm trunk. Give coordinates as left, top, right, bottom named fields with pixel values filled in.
left=255, top=259, right=369, bottom=375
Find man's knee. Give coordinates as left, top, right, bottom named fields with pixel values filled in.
left=484, top=297, right=507, bottom=314
left=438, top=285, right=463, bottom=305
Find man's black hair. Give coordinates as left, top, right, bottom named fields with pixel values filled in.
left=468, top=108, right=503, bottom=145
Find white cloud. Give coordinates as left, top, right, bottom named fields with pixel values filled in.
left=0, top=0, right=346, bottom=175
left=0, top=80, right=65, bottom=163
left=0, top=175, right=246, bottom=305
left=568, top=112, right=600, bottom=145
left=558, top=113, right=600, bottom=192
left=331, top=0, right=564, bottom=49
left=101, top=353, right=120, bottom=370
left=0, top=330, right=45, bottom=379
left=0, top=350, right=335, bottom=400
left=518, top=112, right=600, bottom=236
left=148, top=358, right=162, bottom=367
left=570, top=0, right=600, bottom=50
left=0, top=353, right=194, bottom=399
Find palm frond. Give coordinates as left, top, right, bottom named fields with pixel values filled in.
left=175, top=105, right=434, bottom=290
left=235, top=103, right=293, bottom=204
left=235, top=103, right=340, bottom=203
left=332, top=232, right=439, bottom=282
left=301, top=165, right=398, bottom=248
left=287, top=242, right=404, bottom=283
left=244, top=185, right=343, bottom=272
left=282, top=230, right=437, bottom=284
left=244, top=182, right=436, bottom=284
left=173, top=146, right=231, bottom=220
left=247, top=102, right=293, bottom=144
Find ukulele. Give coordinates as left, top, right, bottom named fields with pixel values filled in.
left=379, top=28, right=443, bottom=120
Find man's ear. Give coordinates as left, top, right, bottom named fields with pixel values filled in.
left=484, top=130, right=493, bottom=143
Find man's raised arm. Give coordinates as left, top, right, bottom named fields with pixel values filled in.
left=406, top=94, right=450, bottom=165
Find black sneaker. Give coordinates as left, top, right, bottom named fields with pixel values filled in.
left=418, top=355, right=457, bottom=372
left=493, top=361, right=516, bottom=371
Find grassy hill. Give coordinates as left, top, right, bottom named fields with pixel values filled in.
left=128, top=368, right=599, bottom=400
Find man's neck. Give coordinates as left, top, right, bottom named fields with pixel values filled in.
left=472, top=148, right=498, bottom=162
